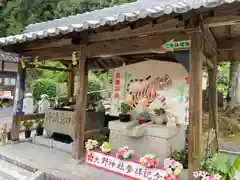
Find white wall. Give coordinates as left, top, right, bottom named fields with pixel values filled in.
left=110, top=60, right=189, bottom=124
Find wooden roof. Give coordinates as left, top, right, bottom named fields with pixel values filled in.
left=0, top=1, right=239, bottom=69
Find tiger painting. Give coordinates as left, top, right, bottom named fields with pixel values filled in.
left=126, top=74, right=172, bottom=109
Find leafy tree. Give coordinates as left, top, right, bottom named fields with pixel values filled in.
left=88, top=72, right=102, bottom=104
left=32, top=78, right=56, bottom=101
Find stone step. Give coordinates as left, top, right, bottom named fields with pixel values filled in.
left=0, top=159, right=34, bottom=180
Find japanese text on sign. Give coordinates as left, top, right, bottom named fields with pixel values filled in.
left=162, top=40, right=191, bottom=51
left=85, top=151, right=177, bottom=180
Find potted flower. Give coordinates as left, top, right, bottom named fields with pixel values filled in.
left=138, top=111, right=151, bottom=124
left=153, top=108, right=166, bottom=125
left=22, top=121, right=34, bottom=138
left=119, top=102, right=133, bottom=122
left=116, top=146, right=135, bottom=160
left=85, top=139, right=98, bottom=152
left=140, top=154, right=159, bottom=168
left=164, top=158, right=183, bottom=177
left=100, top=142, right=111, bottom=153
left=171, top=149, right=188, bottom=169
left=36, top=119, right=44, bottom=136
left=194, top=154, right=240, bottom=180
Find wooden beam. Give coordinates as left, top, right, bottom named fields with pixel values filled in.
left=218, top=38, right=240, bottom=51
left=204, top=15, right=240, bottom=28
left=188, top=31, right=203, bottom=179
left=23, top=32, right=188, bottom=59
left=200, top=51, right=214, bottom=69
left=207, top=55, right=219, bottom=153
left=202, top=28, right=218, bottom=57
left=72, top=45, right=88, bottom=160
left=26, top=64, right=70, bottom=72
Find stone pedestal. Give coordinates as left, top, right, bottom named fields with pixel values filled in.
left=109, top=120, right=185, bottom=166
left=44, top=109, right=105, bottom=138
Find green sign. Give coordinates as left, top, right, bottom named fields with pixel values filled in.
left=162, top=39, right=191, bottom=51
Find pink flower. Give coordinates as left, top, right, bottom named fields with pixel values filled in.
left=164, top=158, right=174, bottom=168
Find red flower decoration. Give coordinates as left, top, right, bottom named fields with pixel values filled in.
left=139, top=120, right=145, bottom=124
left=185, top=76, right=190, bottom=85
left=164, top=174, right=175, bottom=180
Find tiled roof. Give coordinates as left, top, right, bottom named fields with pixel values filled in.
left=0, top=0, right=238, bottom=46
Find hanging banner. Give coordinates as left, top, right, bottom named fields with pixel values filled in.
left=113, top=72, right=121, bottom=99
left=85, top=151, right=177, bottom=180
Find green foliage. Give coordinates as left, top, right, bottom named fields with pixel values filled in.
left=88, top=72, right=102, bottom=104
left=36, top=119, right=44, bottom=128
left=217, top=62, right=230, bottom=97
left=171, top=149, right=188, bottom=169
left=120, top=102, right=133, bottom=114
left=153, top=108, right=166, bottom=116
left=0, top=99, right=10, bottom=108
left=200, top=153, right=240, bottom=180
left=32, top=78, right=56, bottom=101
left=23, top=120, right=34, bottom=129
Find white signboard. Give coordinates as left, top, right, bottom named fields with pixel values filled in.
left=85, top=151, right=177, bottom=180
left=44, top=110, right=74, bottom=137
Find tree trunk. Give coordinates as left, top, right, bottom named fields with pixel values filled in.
left=228, top=61, right=240, bottom=110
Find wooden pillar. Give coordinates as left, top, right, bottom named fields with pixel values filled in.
left=68, top=63, right=74, bottom=98
left=208, top=56, right=219, bottom=152
left=11, top=61, right=26, bottom=141
left=188, top=31, right=203, bottom=178
left=72, top=46, right=88, bottom=159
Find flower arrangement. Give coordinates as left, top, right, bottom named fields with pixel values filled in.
left=100, top=142, right=111, bottom=153
left=193, top=171, right=221, bottom=180
left=85, top=139, right=98, bottom=151
left=170, top=149, right=188, bottom=169
left=116, top=146, right=135, bottom=160
left=140, top=154, right=159, bottom=168
left=164, top=158, right=183, bottom=176
left=194, top=153, right=240, bottom=180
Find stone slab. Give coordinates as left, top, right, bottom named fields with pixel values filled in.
left=0, top=159, right=33, bottom=180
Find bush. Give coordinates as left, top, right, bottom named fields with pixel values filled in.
left=32, top=78, right=56, bottom=101
left=87, top=73, right=102, bottom=104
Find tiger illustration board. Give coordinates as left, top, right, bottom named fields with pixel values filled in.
left=126, top=74, right=172, bottom=109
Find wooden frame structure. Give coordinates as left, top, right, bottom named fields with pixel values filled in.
left=0, top=0, right=239, bottom=178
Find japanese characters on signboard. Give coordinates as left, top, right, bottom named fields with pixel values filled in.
left=113, top=72, right=121, bottom=99
left=85, top=151, right=177, bottom=180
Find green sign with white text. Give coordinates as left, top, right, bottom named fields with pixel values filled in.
left=162, top=40, right=191, bottom=51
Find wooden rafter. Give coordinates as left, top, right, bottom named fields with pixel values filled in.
left=22, top=32, right=188, bottom=59
left=26, top=64, right=70, bottom=72
left=204, top=15, right=240, bottom=28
